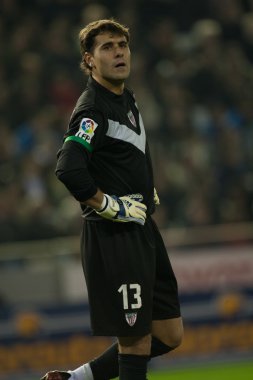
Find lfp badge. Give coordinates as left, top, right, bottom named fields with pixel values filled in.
left=76, top=118, right=98, bottom=144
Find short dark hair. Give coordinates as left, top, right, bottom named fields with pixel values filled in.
left=79, top=19, right=130, bottom=74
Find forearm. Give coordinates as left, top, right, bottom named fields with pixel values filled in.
left=56, top=142, right=99, bottom=203
left=80, top=189, right=104, bottom=210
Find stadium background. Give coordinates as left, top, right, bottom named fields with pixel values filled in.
left=0, top=0, right=253, bottom=379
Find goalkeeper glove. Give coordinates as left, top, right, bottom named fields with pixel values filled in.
left=41, top=371, right=71, bottom=380
left=96, top=194, right=147, bottom=225
left=154, top=187, right=160, bottom=205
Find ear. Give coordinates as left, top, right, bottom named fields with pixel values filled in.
left=84, top=52, right=94, bottom=68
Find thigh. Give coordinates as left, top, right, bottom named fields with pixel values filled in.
left=81, top=219, right=156, bottom=337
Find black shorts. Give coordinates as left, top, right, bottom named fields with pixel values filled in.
left=81, top=216, right=181, bottom=336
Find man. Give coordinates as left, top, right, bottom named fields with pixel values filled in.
left=42, top=19, right=183, bottom=380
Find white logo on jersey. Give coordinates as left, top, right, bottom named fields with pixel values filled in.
left=127, top=110, right=137, bottom=127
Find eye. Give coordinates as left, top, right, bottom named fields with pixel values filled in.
left=102, top=44, right=113, bottom=50
left=120, top=41, right=128, bottom=48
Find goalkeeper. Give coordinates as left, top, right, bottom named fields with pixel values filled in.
left=44, top=19, right=183, bottom=380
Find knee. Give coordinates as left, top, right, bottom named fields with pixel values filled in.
left=156, top=325, right=184, bottom=350
left=118, top=334, right=151, bottom=355
left=168, top=329, right=183, bottom=349
left=153, top=318, right=184, bottom=350
left=162, top=325, right=184, bottom=349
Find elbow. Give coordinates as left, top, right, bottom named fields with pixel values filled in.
left=55, top=168, right=66, bottom=184
left=54, top=168, right=98, bottom=203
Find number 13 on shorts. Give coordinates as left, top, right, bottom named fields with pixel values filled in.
left=118, top=283, right=142, bottom=310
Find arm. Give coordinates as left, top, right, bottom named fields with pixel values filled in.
left=80, top=188, right=104, bottom=210
left=56, top=142, right=147, bottom=225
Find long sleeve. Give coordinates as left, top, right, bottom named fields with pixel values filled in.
left=55, top=140, right=98, bottom=202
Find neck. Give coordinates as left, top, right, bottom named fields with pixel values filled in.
left=92, top=74, right=124, bottom=95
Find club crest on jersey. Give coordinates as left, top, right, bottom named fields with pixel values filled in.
left=127, top=110, right=137, bottom=127
left=75, top=118, right=98, bottom=144
left=125, top=312, right=137, bottom=326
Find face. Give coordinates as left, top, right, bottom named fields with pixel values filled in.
left=85, top=32, right=131, bottom=92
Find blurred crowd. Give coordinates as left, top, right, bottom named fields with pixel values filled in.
left=1, top=0, right=253, bottom=242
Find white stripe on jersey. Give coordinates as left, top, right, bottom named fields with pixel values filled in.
left=106, top=113, right=146, bottom=153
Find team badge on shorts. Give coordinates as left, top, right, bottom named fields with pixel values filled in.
left=75, top=118, right=98, bottom=144
left=125, top=312, right=137, bottom=326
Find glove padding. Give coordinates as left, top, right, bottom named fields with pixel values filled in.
left=154, top=187, right=160, bottom=205
left=41, top=371, right=71, bottom=380
left=96, top=194, right=147, bottom=225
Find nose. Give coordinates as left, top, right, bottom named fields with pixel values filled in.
left=115, top=45, right=124, bottom=57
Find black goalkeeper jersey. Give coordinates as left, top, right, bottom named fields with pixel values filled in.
left=56, top=76, right=155, bottom=218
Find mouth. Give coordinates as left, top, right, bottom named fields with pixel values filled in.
left=114, top=62, right=126, bottom=68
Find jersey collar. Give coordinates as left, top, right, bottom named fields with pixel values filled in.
left=88, top=75, right=126, bottom=100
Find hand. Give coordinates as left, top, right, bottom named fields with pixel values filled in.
left=96, top=194, right=147, bottom=225
left=154, top=187, right=160, bottom=205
